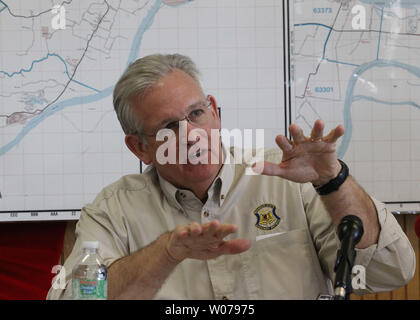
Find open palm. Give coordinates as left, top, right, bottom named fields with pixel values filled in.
left=255, top=119, right=344, bottom=186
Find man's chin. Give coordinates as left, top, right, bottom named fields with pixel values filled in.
left=182, top=162, right=221, bottom=179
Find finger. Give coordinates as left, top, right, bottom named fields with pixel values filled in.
left=251, top=161, right=265, bottom=175
left=310, top=119, right=324, bottom=141
left=275, top=135, right=293, bottom=153
left=324, top=125, right=345, bottom=143
left=255, top=161, right=286, bottom=177
left=214, top=223, right=238, bottom=240
left=201, top=219, right=220, bottom=236
left=172, top=224, right=188, bottom=240
left=289, top=124, right=306, bottom=144
left=188, top=222, right=202, bottom=237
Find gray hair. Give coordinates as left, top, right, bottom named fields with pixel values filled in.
left=113, top=53, right=202, bottom=136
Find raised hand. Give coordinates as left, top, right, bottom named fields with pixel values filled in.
left=254, top=119, right=345, bottom=186
left=166, top=220, right=251, bottom=262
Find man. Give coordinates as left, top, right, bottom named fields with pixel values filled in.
left=47, top=54, right=415, bottom=300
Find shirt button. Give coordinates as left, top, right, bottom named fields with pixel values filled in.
left=221, top=194, right=225, bottom=200
left=203, top=210, right=210, bottom=218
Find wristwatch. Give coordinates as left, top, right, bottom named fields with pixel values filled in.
left=313, top=159, right=349, bottom=196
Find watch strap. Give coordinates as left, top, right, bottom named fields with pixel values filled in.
left=313, top=160, right=349, bottom=196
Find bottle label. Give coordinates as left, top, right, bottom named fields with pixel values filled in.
left=73, top=279, right=107, bottom=299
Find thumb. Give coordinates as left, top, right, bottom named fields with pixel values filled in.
left=252, top=161, right=286, bottom=177
left=216, top=239, right=251, bottom=255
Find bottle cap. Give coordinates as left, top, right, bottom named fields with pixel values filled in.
left=82, top=241, right=99, bottom=249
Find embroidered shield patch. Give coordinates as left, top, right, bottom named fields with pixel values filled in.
left=254, top=203, right=281, bottom=231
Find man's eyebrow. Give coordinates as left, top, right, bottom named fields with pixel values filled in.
left=155, top=100, right=205, bottom=127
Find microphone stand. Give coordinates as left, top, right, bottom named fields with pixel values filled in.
left=333, top=215, right=364, bottom=300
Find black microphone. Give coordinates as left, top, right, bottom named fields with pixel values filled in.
left=333, top=215, right=364, bottom=300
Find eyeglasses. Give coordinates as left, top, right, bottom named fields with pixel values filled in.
left=140, top=96, right=214, bottom=138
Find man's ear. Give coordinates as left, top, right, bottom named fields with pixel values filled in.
left=125, top=134, right=152, bottom=165
left=208, top=94, right=221, bottom=128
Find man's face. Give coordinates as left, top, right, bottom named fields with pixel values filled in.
left=127, top=69, right=222, bottom=191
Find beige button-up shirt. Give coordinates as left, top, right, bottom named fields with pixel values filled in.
left=47, top=148, right=415, bottom=300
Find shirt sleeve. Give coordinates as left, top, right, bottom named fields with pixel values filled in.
left=352, top=197, right=416, bottom=294
left=46, top=198, right=129, bottom=300
left=300, top=182, right=416, bottom=295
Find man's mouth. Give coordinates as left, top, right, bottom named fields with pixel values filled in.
left=189, top=148, right=208, bottom=162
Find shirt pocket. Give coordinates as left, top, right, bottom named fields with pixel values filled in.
left=253, top=228, right=326, bottom=299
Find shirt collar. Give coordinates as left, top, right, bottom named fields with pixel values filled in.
left=216, top=144, right=234, bottom=206
left=157, top=171, right=184, bottom=212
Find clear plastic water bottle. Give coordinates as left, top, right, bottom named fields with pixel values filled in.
left=72, top=241, right=107, bottom=300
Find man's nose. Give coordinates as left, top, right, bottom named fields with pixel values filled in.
left=178, top=119, right=203, bottom=145
left=177, top=119, right=193, bottom=145
left=181, top=118, right=199, bottom=135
